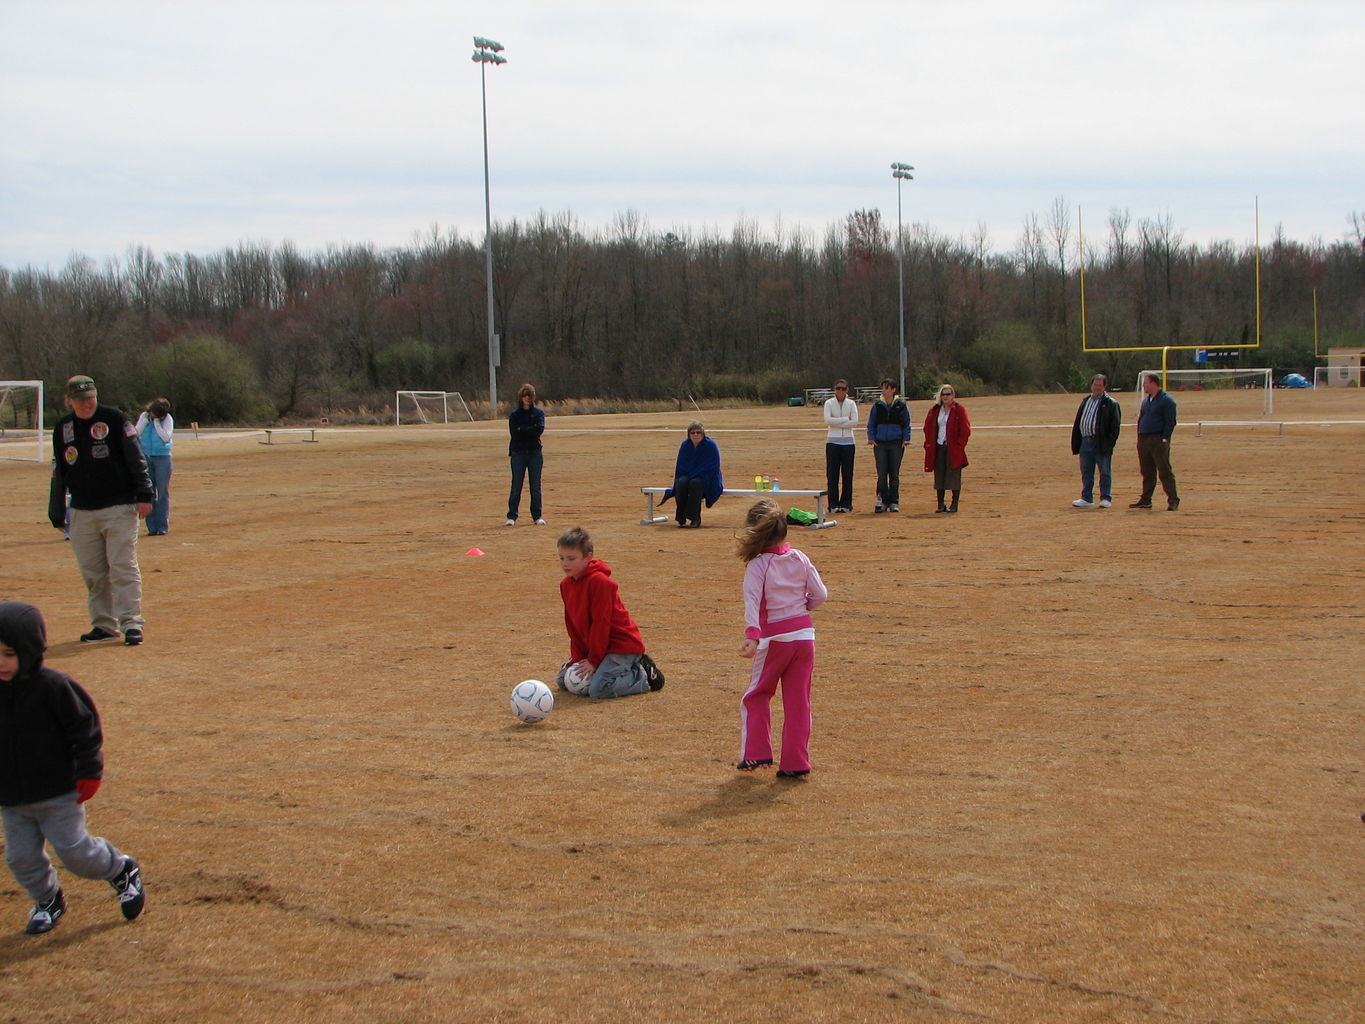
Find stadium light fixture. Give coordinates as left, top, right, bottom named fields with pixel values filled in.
left=891, top=162, right=914, bottom=397
left=474, top=36, right=507, bottom=418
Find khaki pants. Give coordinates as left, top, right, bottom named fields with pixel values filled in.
left=69, top=505, right=144, bottom=633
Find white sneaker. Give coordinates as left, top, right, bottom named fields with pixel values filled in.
left=534, top=519, right=546, bottom=526
left=1072, top=499, right=1094, bottom=508
left=504, top=519, right=515, bottom=526
left=1098, top=499, right=1112, bottom=508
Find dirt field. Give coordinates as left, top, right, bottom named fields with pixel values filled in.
left=1, top=389, right=1361, bottom=1023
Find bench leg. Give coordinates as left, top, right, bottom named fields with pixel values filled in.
left=811, top=492, right=837, bottom=529
left=641, top=493, right=669, bottom=525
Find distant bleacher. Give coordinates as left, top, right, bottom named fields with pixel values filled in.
left=803, top=385, right=882, bottom=407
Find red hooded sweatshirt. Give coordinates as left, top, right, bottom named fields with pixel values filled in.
left=560, top=558, right=646, bottom=666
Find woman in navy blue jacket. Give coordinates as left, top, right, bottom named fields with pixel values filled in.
left=664, top=421, right=724, bottom=528
left=505, top=383, right=546, bottom=526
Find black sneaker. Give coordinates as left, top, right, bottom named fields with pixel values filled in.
left=737, top=759, right=773, bottom=771
left=80, top=627, right=119, bottom=643
left=122, top=628, right=143, bottom=647
left=776, top=769, right=810, bottom=779
left=25, top=889, right=66, bottom=935
left=640, top=654, right=665, bottom=692
left=110, top=857, right=145, bottom=921
left=1128, top=499, right=1152, bottom=509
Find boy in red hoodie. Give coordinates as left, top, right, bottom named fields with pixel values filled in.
left=555, top=527, right=665, bottom=699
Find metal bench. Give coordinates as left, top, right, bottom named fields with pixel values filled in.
left=259, top=428, right=321, bottom=445
left=804, top=386, right=882, bottom=406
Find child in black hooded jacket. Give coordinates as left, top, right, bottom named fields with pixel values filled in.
left=0, top=601, right=145, bottom=934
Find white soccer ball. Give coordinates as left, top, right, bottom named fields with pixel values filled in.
left=562, top=660, right=592, bottom=696
left=510, top=679, right=554, bottom=723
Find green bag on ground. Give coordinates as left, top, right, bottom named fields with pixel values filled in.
left=786, top=507, right=819, bottom=526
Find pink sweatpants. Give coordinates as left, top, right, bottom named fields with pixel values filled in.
left=739, top=639, right=815, bottom=772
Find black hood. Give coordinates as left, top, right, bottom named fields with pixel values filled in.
left=0, top=601, right=47, bottom=677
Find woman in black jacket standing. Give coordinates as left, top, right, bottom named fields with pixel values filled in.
left=505, top=383, right=546, bottom=526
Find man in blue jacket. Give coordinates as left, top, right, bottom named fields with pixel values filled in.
left=1130, top=372, right=1179, bottom=511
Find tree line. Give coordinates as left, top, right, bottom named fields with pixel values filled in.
left=1, top=202, right=1361, bottom=423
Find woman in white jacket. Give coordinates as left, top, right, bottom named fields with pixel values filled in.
left=822, top=380, right=859, bottom=514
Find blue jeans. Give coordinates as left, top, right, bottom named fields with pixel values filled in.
left=507, top=449, right=543, bottom=521
left=873, top=442, right=904, bottom=506
left=146, top=455, right=172, bottom=534
left=1078, top=438, right=1112, bottom=502
left=555, top=652, right=649, bottom=699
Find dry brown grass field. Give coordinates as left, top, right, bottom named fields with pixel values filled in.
left=1, top=389, right=1362, bottom=1023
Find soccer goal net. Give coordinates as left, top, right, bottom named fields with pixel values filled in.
left=1314, top=365, right=1364, bottom=388
left=394, top=390, right=474, bottom=425
left=1136, top=368, right=1273, bottom=415
left=0, top=380, right=45, bottom=462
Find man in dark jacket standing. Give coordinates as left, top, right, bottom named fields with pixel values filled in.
left=48, top=375, right=154, bottom=646
left=1130, top=371, right=1180, bottom=511
left=1070, top=373, right=1122, bottom=508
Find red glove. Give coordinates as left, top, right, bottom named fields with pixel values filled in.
left=75, top=778, right=101, bottom=803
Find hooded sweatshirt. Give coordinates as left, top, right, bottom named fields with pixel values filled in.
left=743, top=543, right=829, bottom=641
left=559, top=558, right=646, bottom=667
left=0, top=602, right=104, bottom=806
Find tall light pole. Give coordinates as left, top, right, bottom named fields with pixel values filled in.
left=891, top=162, right=914, bottom=398
left=473, top=36, right=507, bottom=419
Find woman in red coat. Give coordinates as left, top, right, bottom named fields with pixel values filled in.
left=923, top=384, right=971, bottom=513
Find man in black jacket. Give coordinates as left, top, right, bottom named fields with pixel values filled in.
left=0, top=601, right=145, bottom=934
left=48, top=374, right=154, bottom=646
left=1070, top=373, right=1122, bottom=508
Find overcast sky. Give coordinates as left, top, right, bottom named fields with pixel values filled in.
left=3, top=0, right=1361, bottom=270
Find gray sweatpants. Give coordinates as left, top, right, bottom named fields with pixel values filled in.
left=2, top=793, right=126, bottom=901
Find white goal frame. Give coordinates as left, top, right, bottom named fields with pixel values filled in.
left=1314, top=365, right=1363, bottom=388
left=1136, top=368, right=1273, bottom=415
left=0, top=379, right=45, bottom=462
left=394, top=390, right=474, bottom=425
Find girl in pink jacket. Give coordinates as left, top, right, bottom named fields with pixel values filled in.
left=735, top=499, right=828, bottom=778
